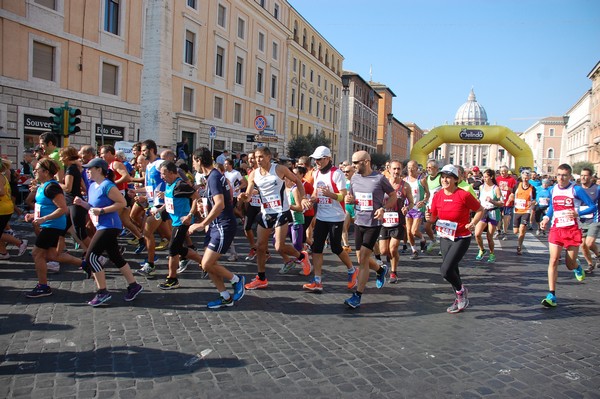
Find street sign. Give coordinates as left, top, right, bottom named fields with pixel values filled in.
left=254, top=115, right=267, bottom=131
left=246, top=135, right=255, bottom=143
left=254, top=134, right=278, bottom=143
left=209, top=126, right=217, bottom=139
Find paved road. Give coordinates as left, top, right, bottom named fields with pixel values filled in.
left=1, top=218, right=599, bottom=398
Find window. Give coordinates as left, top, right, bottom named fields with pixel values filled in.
left=217, top=4, right=226, bottom=28
left=235, top=57, right=244, bottom=85
left=301, top=63, right=305, bottom=78
left=104, top=0, right=120, bottom=35
left=101, top=62, right=118, bottom=95
left=310, top=70, right=313, bottom=82
left=35, top=0, right=56, bottom=10
left=293, top=58, right=297, bottom=72
left=549, top=128, right=555, bottom=137
left=291, top=88, right=296, bottom=107
left=234, top=103, right=242, bottom=124
left=256, top=109, right=262, bottom=117
left=272, top=42, right=278, bottom=60
left=309, top=97, right=313, bottom=114
left=32, top=41, right=55, bottom=81
left=547, top=148, right=554, bottom=158
left=187, top=0, right=197, bottom=9
left=317, top=75, right=321, bottom=87
left=316, top=101, right=320, bottom=118
left=183, top=87, right=194, bottom=112
left=256, top=67, right=263, bottom=93
left=185, top=30, right=195, bottom=65
left=237, top=18, right=245, bottom=39
left=273, top=3, right=280, bottom=20
left=232, top=142, right=244, bottom=153
left=547, top=165, right=553, bottom=173
left=259, top=0, right=265, bottom=7
left=258, top=32, right=265, bottom=52
left=215, top=46, right=224, bottom=77
left=269, top=114, right=276, bottom=130
left=271, top=75, right=277, bottom=99
left=214, top=97, right=223, bottom=119
left=300, top=93, right=305, bottom=111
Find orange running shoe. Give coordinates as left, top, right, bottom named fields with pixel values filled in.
left=347, top=268, right=359, bottom=290
left=302, top=280, right=323, bottom=292
left=299, top=251, right=312, bottom=276
left=244, top=276, right=268, bottom=290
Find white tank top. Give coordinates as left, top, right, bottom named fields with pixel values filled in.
left=253, top=163, right=289, bottom=214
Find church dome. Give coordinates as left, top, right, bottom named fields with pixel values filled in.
left=454, top=89, right=489, bottom=125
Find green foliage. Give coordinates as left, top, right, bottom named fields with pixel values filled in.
left=572, top=161, right=596, bottom=175
left=286, top=133, right=332, bottom=159
left=370, top=153, right=390, bottom=170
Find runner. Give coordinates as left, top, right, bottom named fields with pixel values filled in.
left=534, top=179, right=552, bottom=236
left=539, top=163, right=596, bottom=307
left=341, top=164, right=355, bottom=252
left=575, top=167, right=600, bottom=273
left=425, top=159, right=442, bottom=253
left=241, top=152, right=261, bottom=260
left=0, top=159, right=28, bottom=259
left=511, top=169, right=536, bottom=256
left=496, top=166, right=517, bottom=240
left=426, top=165, right=484, bottom=313
left=405, top=160, right=430, bottom=259
left=474, top=169, right=503, bottom=263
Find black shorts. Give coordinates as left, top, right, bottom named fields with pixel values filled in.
left=312, top=219, right=344, bottom=254
left=244, top=205, right=261, bottom=231
left=354, top=225, right=382, bottom=251
left=379, top=224, right=405, bottom=240
left=169, top=225, right=190, bottom=257
left=35, top=228, right=63, bottom=250
left=513, top=213, right=530, bottom=227
left=257, top=210, right=292, bottom=229
left=0, top=213, right=11, bottom=234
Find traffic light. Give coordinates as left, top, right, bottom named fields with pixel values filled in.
left=49, top=105, right=64, bottom=136
left=65, top=107, right=82, bottom=137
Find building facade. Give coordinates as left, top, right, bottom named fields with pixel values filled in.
left=561, top=90, right=591, bottom=167
left=522, top=117, right=566, bottom=175
left=588, top=61, right=600, bottom=171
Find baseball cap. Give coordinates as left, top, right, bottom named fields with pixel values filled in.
left=440, top=164, right=459, bottom=178
left=83, top=157, right=108, bottom=170
left=472, top=166, right=480, bottom=172
left=309, top=146, right=331, bottom=159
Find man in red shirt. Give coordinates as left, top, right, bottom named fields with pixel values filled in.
left=495, top=165, right=517, bottom=240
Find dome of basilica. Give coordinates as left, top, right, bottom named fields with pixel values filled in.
left=454, top=89, right=489, bottom=125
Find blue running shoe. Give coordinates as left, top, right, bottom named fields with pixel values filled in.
left=232, top=275, right=245, bottom=301
left=207, top=296, right=234, bottom=309
left=134, top=242, right=147, bottom=254
left=376, top=264, right=388, bottom=289
left=541, top=293, right=557, bottom=307
left=574, top=262, right=585, bottom=282
left=344, top=292, right=361, bottom=309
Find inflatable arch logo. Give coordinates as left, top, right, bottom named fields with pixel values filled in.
left=410, top=125, right=534, bottom=173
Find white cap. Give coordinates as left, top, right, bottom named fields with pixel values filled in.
left=440, top=164, right=459, bottom=178
left=309, top=146, right=331, bottom=159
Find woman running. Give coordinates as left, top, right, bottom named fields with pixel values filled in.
left=474, top=169, right=503, bottom=263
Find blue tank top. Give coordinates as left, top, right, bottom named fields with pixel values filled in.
left=165, top=178, right=193, bottom=227
left=88, top=179, right=122, bottom=230
left=35, top=180, right=67, bottom=230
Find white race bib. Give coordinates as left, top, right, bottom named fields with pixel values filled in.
left=263, top=195, right=283, bottom=212
left=554, top=209, right=575, bottom=227
left=250, top=194, right=261, bottom=207
left=436, top=219, right=458, bottom=241
left=34, top=203, right=41, bottom=219
left=515, top=198, right=528, bottom=211
left=382, top=211, right=399, bottom=227
left=538, top=197, right=549, bottom=206
left=165, top=197, right=175, bottom=214
left=355, top=192, right=374, bottom=211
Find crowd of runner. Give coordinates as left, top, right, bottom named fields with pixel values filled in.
left=1, top=131, right=598, bottom=312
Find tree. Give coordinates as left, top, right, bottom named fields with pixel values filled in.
left=572, top=161, right=596, bottom=176
left=370, top=153, right=390, bottom=170
left=286, top=132, right=332, bottom=159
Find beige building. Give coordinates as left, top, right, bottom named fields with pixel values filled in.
left=561, top=90, right=591, bottom=167
left=522, top=117, right=566, bottom=175
left=588, top=61, right=600, bottom=170
left=286, top=4, right=343, bottom=161
left=0, top=0, right=145, bottom=163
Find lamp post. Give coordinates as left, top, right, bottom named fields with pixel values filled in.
left=340, top=75, right=350, bottom=162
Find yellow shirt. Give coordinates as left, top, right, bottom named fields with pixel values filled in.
left=0, top=174, right=13, bottom=215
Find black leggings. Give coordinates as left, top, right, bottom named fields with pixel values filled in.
left=86, top=228, right=126, bottom=273
left=312, top=219, right=344, bottom=255
left=69, top=204, right=89, bottom=241
left=440, top=237, right=471, bottom=291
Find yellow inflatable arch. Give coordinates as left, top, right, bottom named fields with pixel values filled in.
left=410, top=125, right=533, bottom=173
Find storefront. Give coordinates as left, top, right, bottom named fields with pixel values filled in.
left=23, top=113, right=60, bottom=150
left=95, top=123, right=125, bottom=148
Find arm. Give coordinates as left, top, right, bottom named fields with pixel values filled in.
left=239, top=170, right=256, bottom=202
left=289, top=187, right=303, bottom=212
left=420, top=177, right=430, bottom=206
left=60, top=172, right=74, bottom=193
left=113, top=161, right=131, bottom=185
left=190, top=193, right=224, bottom=233
left=278, top=165, right=312, bottom=209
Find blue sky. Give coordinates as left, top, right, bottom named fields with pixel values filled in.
left=291, top=0, right=600, bottom=132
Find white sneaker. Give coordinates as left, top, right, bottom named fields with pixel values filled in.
left=47, top=261, right=60, bottom=273
left=177, top=259, right=190, bottom=274
left=17, top=239, right=29, bottom=257
left=227, top=253, right=238, bottom=262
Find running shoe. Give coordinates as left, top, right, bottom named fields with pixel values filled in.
left=420, top=240, right=427, bottom=252
left=245, top=248, right=257, bottom=261
left=501, top=234, right=508, bottom=241
left=410, top=251, right=419, bottom=260
left=279, top=260, right=296, bottom=274
left=124, top=283, right=143, bottom=301
left=344, top=292, right=361, bottom=309
left=303, top=243, right=312, bottom=254
left=541, top=292, right=557, bottom=307
left=120, top=229, right=129, bottom=237
left=536, top=229, right=541, bottom=236
left=426, top=241, right=440, bottom=254
left=447, top=287, right=469, bottom=313
left=134, top=242, right=147, bottom=254
left=227, top=252, right=239, bottom=262
left=155, top=239, right=169, bottom=251
left=487, top=253, right=496, bottom=263
left=88, top=291, right=112, bottom=307
left=245, top=276, right=268, bottom=290
left=476, top=249, right=486, bottom=261
left=0, top=252, right=9, bottom=260
left=376, top=264, right=388, bottom=289
left=300, top=251, right=312, bottom=276
left=401, top=244, right=408, bottom=253
left=207, top=296, right=234, bottom=309
left=158, top=278, right=180, bottom=290
left=47, top=261, right=60, bottom=274
left=389, top=272, right=398, bottom=284
left=516, top=247, right=522, bottom=256
left=127, top=237, right=140, bottom=246
left=17, top=239, right=29, bottom=257
left=177, top=259, right=190, bottom=274
left=232, top=275, right=245, bottom=301
left=303, top=279, right=323, bottom=292
left=574, top=264, right=585, bottom=282
left=585, top=263, right=595, bottom=274
left=137, top=263, right=156, bottom=278
left=347, top=268, right=359, bottom=290
left=26, top=284, right=52, bottom=298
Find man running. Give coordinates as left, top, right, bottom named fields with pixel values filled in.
left=425, top=159, right=442, bottom=253
left=511, top=169, right=536, bottom=255
left=496, top=166, right=517, bottom=240
left=576, top=167, right=600, bottom=273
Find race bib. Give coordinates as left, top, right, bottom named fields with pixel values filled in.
left=554, top=209, right=575, bottom=227
left=317, top=195, right=332, bottom=207
left=480, top=199, right=494, bottom=210
left=579, top=205, right=593, bottom=219
left=436, top=219, right=458, bottom=241
left=250, top=194, right=261, bottom=207
left=538, top=197, right=549, bottom=206
left=34, top=203, right=41, bottom=219
left=355, top=192, right=373, bottom=211
left=165, top=197, right=174, bottom=214
left=514, top=198, right=528, bottom=211
left=501, top=190, right=509, bottom=201
left=263, top=195, right=283, bottom=212
left=89, top=209, right=99, bottom=227
left=201, top=198, right=209, bottom=218
left=382, top=211, right=399, bottom=227
left=145, top=186, right=154, bottom=200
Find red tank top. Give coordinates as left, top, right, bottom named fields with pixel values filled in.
left=110, top=161, right=128, bottom=191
